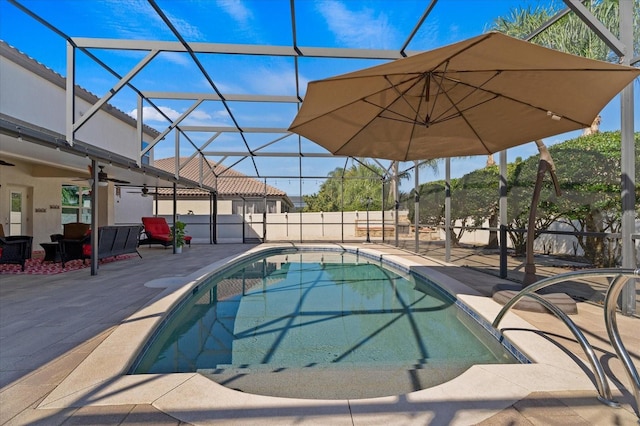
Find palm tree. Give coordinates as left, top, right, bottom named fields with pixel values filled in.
left=491, top=0, right=637, bottom=65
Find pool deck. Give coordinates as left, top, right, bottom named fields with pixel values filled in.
left=1, top=242, right=638, bottom=425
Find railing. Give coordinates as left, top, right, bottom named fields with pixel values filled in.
left=492, top=268, right=640, bottom=419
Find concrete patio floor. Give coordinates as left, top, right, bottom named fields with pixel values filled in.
left=1, top=242, right=638, bottom=425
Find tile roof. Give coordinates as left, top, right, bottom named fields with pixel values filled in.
left=153, top=157, right=289, bottom=199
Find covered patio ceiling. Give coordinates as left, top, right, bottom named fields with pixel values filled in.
left=0, top=0, right=637, bottom=194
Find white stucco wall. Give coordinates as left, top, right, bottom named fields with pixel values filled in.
left=156, top=199, right=229, bottom=216
left=0, top=158, right=64, bottom=246
left=0, top=55, right=154, bottom=161
left=114, top=189, right=153, bottom=225
left=0, top=158, right=126, bottom=246
left=0, top=50, right=161, bottom=247
left=155, top=199, right=284, bottom=216
left=174, top=211, right=405, bottom=243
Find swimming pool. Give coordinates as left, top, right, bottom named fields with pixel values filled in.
left=131, top=248, right=522, bottom=399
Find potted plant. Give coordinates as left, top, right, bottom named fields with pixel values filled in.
left=170, top=220, right=187, bottom=253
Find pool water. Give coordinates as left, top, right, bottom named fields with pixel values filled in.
left=132, top=250, right=519, bottom=399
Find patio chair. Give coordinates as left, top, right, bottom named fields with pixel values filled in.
left=0, top=224, right=33, bottom=271
left=140, top=217, right=191, bottom=248
left=89, top=225, right=143, bottom=260
left=50, top=222, right=91, bottom=267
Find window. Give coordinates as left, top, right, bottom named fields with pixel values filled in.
left=232, top=199, right=278, bottom=215
left=141, top=141, right=150, bottom=165
left=61, top=185, right=91, bottom=224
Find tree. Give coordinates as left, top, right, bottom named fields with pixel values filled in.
left=392, top=159, right=439, bottom=210
left=547, top=132, right=640, bottom=266
left=492, top=0, right=639, bottom=132
left=506, top=151, right=564, bottom=257
left=62, top=186, right=83, bottom=206
left=408, top=131, right=637, bottom=263
left=491, top=0, right=639, bottom=63
left=303, top=160, right=388, bottom=212
left=490, top=0, right=639, bottom=268
left=408, top=181, right=445, bottom=226
left=507, top=131, right=639, bottom=265
left=408, top=166, right=502, bottom=247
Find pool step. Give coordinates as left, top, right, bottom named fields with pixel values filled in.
left=209, top=358, right=464, bottom=372
left=197, top=359, right=481, bottom=400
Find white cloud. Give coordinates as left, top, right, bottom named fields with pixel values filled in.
left=129, top=106, right=177, bottom=122
left=103, top=0, right=204, bottom=43
left=216, top=0, right=253, bottom=25
left=211, top=79, right=242, bottom=93
left=129, top=106, right=230, bottom=126
left=187, top=110, right=216, bottom=122
left=200, top=64, right=307, bottom=96
left=244, top=66, right=308, bottom=95
left=158, top=51, right=192, bottom=66
left=102, top=0, right=174, bottom=39
left=408, top=21, right=442, bottom=52
left=317, top=0, right=397, bottom=49
left=165, top=14, right=204, bottom=41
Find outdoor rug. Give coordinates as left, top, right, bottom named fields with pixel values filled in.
left=0, top=252, right=139, bottom=275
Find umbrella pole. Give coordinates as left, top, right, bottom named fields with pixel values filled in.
left=523, top=140, right=561, bottom=286
left=414, top=161, right=419, bottom=253
left=499, top=151, right=508, bottom=279
left=445, top=158, right=451, bottom=262
left=366, top=197, right=371, bottom=243
left=393, top=162, right=399, bottom=247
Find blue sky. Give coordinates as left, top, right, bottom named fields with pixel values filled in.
left=0, top=0, right=637, bottom=195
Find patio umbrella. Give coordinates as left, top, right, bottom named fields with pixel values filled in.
left=288, top=32, right=640, bottom=161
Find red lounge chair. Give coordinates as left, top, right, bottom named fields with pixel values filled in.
left=140, top=217, right=191, bottom=248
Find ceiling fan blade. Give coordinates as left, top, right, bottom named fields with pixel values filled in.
left=108, top=177, right=131, bottom=184
left=126, top=185, right=158, bottom=196
left=94, top=166, right=130, bottom=184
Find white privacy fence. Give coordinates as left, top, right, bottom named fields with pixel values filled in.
left=164, top=211, right=410, bottom=244
left=161, top=213, right=639, bottom=262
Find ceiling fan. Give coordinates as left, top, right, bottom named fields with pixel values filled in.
left=95, top=165, right=130, bottom=185
left=127, top=184, right=159, bottom=197
left=75, top=165, right=130, bottom=186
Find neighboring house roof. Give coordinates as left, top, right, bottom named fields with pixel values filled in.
left=153, top=157, right=291, bottom=204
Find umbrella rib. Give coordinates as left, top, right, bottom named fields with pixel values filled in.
left=428, top=70, right=501, bottom=124
left=292, top=73, right=422, bottom=130
left=359, top=73, right=434, bottom=125
left=425, top=61, right=451, bottom=125
left=438, top=71, right=591, bottom=127
left=288, top=32, right=639, bottom=162
left=363, top=102, right=427, bottom=124
left=430, top=96, right=498, bottom=124
left=321, top=73, right=425, bottom=123
left=431, top=73, right=492, bottom=153
left=398, top=70, right=437, bottom=161
left=382, top=74, right=431, bottom=125
left=317, top=74, right=428, bottom=156
left=334, top=75, right=422, bottom=156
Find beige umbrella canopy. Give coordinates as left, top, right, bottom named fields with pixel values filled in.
left=289, top=32, right=640, bottom=161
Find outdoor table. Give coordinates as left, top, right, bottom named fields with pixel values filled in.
left=40, top=242, right=61, bottom=263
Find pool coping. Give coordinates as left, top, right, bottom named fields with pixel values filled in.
left=37, top=243, right=606, bottom=425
